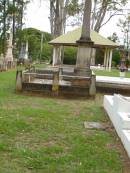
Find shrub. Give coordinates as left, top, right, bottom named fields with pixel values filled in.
left=63, top=47, right=77, bottom=65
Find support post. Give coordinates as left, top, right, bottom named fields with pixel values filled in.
left=109, top=49, right=113, bottom=71
left=106, top=49, right=110, bottom=70
left=91, top=48, right=96, bottom=66
left=52, top=46, right=61, bottom=66
left=89, top=72, right=96, bottom=96
left=16, top=70, right=22, bottom=91
left=52, top=70, right=59, bottom=96
left=104, top=48, right=107, bottom=68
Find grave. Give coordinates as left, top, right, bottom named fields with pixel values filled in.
left=5, top=31, right=14, bottom=69
left=104, top=94, right=130, bottom=158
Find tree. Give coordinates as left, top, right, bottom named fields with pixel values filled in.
left=91, top=0, right=128, bottom=32
left=48, top=0, right=83, bottom=38
left=117, top=15, right=130, bottom=49
left=0, top=0, right=9, bottom=55
left=108, top=32, right=119, bottom=43
left=0, top=0, right=30, bottom=56
left=16, top=28, right=52, bottom=61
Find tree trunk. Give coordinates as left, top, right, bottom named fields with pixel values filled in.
left=3, top=0, right=7, bottom=56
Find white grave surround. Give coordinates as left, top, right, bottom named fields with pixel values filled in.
left=104, top=94, right=130, bottom=158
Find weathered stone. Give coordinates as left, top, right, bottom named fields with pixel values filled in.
left=89, top=73, right=96, bottom=96
left=76, top=46, right=92, bottom=69
left=16, top=70, right=22, bottom=91
left=71, top=78, right=90, bottom=87
left=52, top=70, right=59, bottom=96
left=84, top=122, right=107, bottom=130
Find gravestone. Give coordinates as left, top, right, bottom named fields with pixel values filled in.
left=5, top=31, right=13, bottom=68
left=19, top=41, right=28, bottom=64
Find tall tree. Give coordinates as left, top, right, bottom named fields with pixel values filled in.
left=49, top=0, right=81, bottom=38
left=0, top=0, right=9, bottom=55
left=117, top=15, right=130, bottom=49
left=91, top=0, right=128, bottom=32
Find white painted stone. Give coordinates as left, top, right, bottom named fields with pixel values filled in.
left=97, top=76, right=130, bottom=85
left=121, top=130, right=130, bottom=158
left=118, top=112, right=130, bottom=129
left=104, top=94, right=130, bottom=158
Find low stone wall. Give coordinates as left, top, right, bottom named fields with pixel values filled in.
left=16, top=67, right=96, bottom=97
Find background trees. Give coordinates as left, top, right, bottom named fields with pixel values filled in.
left=0, top=0, right=129, bottom=65
left=0, top=0, right=30, bottom=56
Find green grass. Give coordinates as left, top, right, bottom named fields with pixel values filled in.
left=0, top=70, right=128, bottom=173
left=94, top=69, right=130, bottom=78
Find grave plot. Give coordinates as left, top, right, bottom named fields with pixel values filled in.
left=104, top=94, right=130, bottom=158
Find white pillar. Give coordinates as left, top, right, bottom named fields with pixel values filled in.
left=104, top=48, right=107, bottom=68
left=52, top=47, right=57, bottom=66
left=24, top=40, right=28, bottom=60
left=109, top=49, right=113, bottom=71
left=52, top=46, right=61, bottom=66
left=106, top=49, right=110, bottom=70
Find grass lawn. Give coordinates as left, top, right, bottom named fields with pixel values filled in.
left=0, top=70, right=129, bottom=173
left=94, top=69, right=130, bottom=78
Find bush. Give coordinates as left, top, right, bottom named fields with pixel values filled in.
left=63, top=47, right=77, bottom=65
left=95, top=49, right=104, bottom=65
left=16, top=28, right=52, bottom=61
left=41, top=43, right=52, bottom=61
left=112, top=49, right=120, bottom=66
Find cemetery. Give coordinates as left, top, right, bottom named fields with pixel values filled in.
left=0, top=0, right=130, bottom=172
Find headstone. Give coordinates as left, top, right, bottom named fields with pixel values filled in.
left=19, top=41, right=28, bottom=62
left=5, top=31, right=13, bottom=66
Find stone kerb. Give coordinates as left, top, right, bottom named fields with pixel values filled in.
left=121, top=130, right=130, bottom=158
left=104, top=94, right=130, bottom=137
left=104, top=94, right=130, bottom=158
left=113, top=94, right=130, bottom=113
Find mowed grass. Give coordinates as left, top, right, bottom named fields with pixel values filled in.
left=94, top=69, right=130, bottom=78
left=0, top=70, right=129, bottom=173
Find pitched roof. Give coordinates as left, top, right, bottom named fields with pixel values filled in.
left=49, top=27, right=119, bottom=48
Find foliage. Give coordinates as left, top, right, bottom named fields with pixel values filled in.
left=117, top=15, right=130, bottom=49
left=112, top=49, right=120, bottom=66
left=0, top=0, right=30, bottom=55
left=91, top=0, right=128, bottom=32
left=95, top=49, right=104, bottom=65
left=107, top=33, right=119, bottom=43
left=63, top=46, right=77, bottom=64
left=16, top=28, right=52, bottom=61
